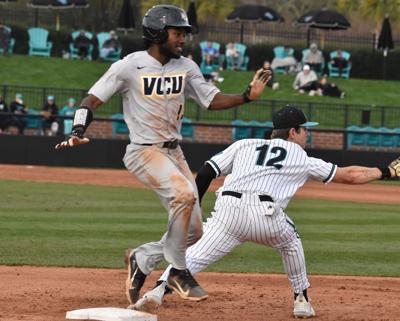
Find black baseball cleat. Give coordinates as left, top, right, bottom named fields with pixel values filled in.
left=167, top=268, right=208, bottom=301
left=125, top=248, right=147, bottom=304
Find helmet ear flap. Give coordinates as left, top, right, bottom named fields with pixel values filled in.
left=142, top=27, right=168, bottom=44
left=156, top=29, right=169, bottom=44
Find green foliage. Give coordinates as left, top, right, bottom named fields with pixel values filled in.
left=141, top=0, right=236, bottom=22
left=337, top=0, right=400, bottom=25
left=0, top=180, right=399, bottom=276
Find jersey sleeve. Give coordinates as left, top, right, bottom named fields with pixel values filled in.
left=88, top=60, right=126, bottom=102
left=206, top=141, right=241, bottom=177
left=185, top=60, right=220, bottom=109
left=308, top=157, right=337, bottom=183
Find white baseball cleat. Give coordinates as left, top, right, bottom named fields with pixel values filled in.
left=132, top=281, right=167, bottom=314
left=293, top=294, right=316, bottom=319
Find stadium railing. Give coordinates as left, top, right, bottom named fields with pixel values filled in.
left=1, top=84, right=400, bottom=129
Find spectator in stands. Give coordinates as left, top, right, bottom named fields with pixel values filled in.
left=262, top=61, right=279, bottom=90
left=10, top=93, right=28, bottom=134
left=0, top=94, right=10, bottom=133
left=200, top=54, right=224, bottom=83
left=59, top=97, right=76, bottom=116
left=303, top=43, right=324, bottom=74
left=226, top=42, right=242, bottom=70
left=271, top=46, right=298, bottom=74
left=316, top=75, right=345, bottom=98
left=292, top=64, right=318, bottom=95
left=100, top=30, right=121, bottom=60
left=329, top=49, right=348, bottom=77
left=201, top=41, right=219, bottom=66
left=73, top=30, right=92, bottom=60
left=59, top=97, right=76, bottom=135
left=41, top=95, right=59, bottom=136
left=0, top=23, right=10, bottom=54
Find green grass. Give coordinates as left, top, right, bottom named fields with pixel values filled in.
left=1, top=54, right=400, bottom=106
left=1, top=179, right=399, bottom=277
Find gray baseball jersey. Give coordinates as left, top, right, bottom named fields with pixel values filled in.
left=89, top=50, right=220, bottom=144
left=90, top=51, right=220, bottom=273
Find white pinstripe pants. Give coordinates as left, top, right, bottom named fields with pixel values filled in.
left=186, top=193, right=310, bottom=293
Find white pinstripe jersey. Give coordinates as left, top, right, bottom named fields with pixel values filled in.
left=207, top=138, right=337, bottom=210
left=89, top=50, right=220, bottom=144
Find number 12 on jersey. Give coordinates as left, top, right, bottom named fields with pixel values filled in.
left=255, top=144, right=287, bottom=169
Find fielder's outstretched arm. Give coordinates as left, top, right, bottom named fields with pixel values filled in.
left=55, top=94, right=104, bottom=150
left=333, top=157, right=399, bottom=184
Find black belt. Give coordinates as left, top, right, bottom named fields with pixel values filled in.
left=222, top=191, right=274, bottom=202
left=140, top=140, right=179, bottom=149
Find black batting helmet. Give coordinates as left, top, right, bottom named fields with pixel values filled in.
left=142, top=5, right=192, bottom=44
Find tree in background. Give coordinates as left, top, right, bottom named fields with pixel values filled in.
left=337, top=0, right=400, bottom=26
left=141, top=0, right=236, bottom=23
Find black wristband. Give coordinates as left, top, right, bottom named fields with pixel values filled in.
left=242, top=84, right=253, bottom=103
left=71, top=125, right=85, bottom=138
left=379, top=167, right=391, bottom=180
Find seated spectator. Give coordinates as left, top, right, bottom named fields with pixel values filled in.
left=59, top=97, right=76, bottom=134
left=329, top=49, right=348, bottom=77
left=100, top=30, right=121, bottom=60
left=303, top=43, right=324, bottom=74
left=292, top=64, right=318, bottom=94
left=0, top=94, right=10, bottom=133
left=59, top=97, right=76, bottom=116
left=226, top=43, right=242, bottom=70
left=201, top=54, right=224, bottom=83
left=73, top=30, right=92, bottom=60
left=316, top=75, right=345, bottom=98
left=201, top=41, right=219, bottom=66
left=0, top=23, right=10, bottom=54
left=41, top=95, right=59, bottom=136
left=262, top=61, right=279, bottom=90
left=271, top=46, right=298, bottom=74
left=10, top=93, right=28, bottom=134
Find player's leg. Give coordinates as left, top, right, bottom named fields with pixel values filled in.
left=124, top=144, right=202, bottom=303
left=273, top=216, right=314, bottom=318
left=123, top=144, right=198, bottom=303
left=153, top=145, right=208, bottom=300
left=170, top=145, right=203, bottom=247
left=246, top=208, right=315, bottom=318
left=133, top=204, right=247, bottom=313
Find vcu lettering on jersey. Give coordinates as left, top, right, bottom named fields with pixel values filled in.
left=141, top=74, right=185, bottom=98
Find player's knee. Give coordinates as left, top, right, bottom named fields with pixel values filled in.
left=174, top=188, right=197, bottom=208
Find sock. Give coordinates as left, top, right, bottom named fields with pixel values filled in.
left=294, top=289, right=309, bottom=302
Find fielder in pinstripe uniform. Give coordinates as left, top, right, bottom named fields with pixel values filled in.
left=54, top=4, right=271, bottom=305
left=133, top=106, right=399, bottom=318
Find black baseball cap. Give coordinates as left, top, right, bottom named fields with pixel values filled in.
left=273, top=106, right=319, bottom=129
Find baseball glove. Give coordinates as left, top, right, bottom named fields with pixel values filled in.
left=389, top=157, right=400, bottom=177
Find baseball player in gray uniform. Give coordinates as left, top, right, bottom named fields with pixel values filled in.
left=133, top=106, right=400, bottom=318
left=55, top=4, right=271, bottom=305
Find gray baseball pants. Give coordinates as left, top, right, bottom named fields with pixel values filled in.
left=123, top=143, right=203, bottom=274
